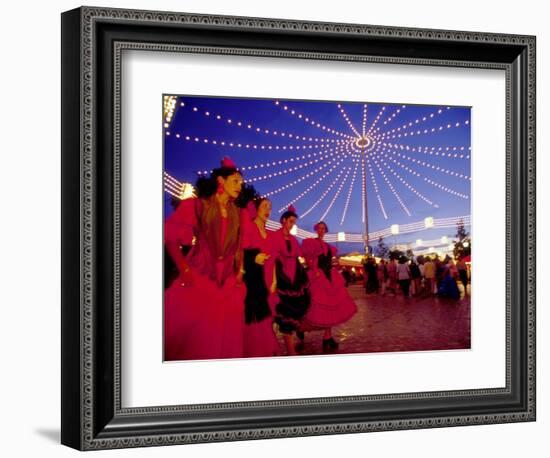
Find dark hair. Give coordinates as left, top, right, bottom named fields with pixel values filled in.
left=195, top=165, right=242, bottom=199
left=254, top=197, right=270, bottom=209
left=314, top=221, right=329, bottom=232
left=280, top=209, right=298, bottom=223
left=234, top=182, right=259, bottom=208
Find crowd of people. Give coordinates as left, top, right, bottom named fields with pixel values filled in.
left=163, top=157, right=357, bottom=361
left=354, top=253, right=470, bottom=299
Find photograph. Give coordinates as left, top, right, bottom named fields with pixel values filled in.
left=163, top=95, right=472, bottom=361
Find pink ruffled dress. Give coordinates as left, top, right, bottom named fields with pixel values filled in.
left=301, top=238, right=357, bottom=329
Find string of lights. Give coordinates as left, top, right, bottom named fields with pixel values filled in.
left=340, top=157, right=359, bottom=225
left=383, top=155, right=469, bottom=199
left=163, top=95, right=177, bottom=128
left=365, top=155, right=389, bottom=220
left=277, top=158, right=346, bottom=212
left=371, top=105, right=406, bottom=136
left=381, top=142, right=471, bottom=159
left=178, top=100, right=345, bottom=144
left=194, top=144, right=347, bottom=176
left=376, top=118, right=470, bottom=141
left=372, top=154, right=412, bottom=216
left=375, top=106, right=450, bottom=138
left=264, top=155, right=345, bottom=198
left=365, top=106, right=386, bottom=136
left=379, top=157, right=438, bottom=208
left=163, top=171, right=183, bottom=187
left=379, top=146, right=471, bottom=181
left=164, top=183, right=181, bottom=197
left=274, top=100, right=355, bottom=139
left=172, top=131, right=346, bottom=153
left=337, top=103, right=362, bottom=137
left=163, top=175, right=184, bottom=194
left=319, top=166, right=352, bottom=221
left=163, top=172, right=196, bottom=200
left=436, top=216, right=471, bottom=224
left=265, top=215, right=471, bottom=242
left=264, top=211, right=470, bottom=242
left=246, top=145, right=347, bottom=183
left=361, top=154, right=366, bottom=223
left=361, top=104, right=368, bottom=137
left=164, top=187, right=182, bottom=200
left=301, top=167, right=349, bottom=218
left=424, top=177, right=469, bottom=199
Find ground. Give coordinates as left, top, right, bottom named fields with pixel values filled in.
left=275, top=282, right=471, bottom=356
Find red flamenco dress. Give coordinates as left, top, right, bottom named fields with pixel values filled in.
left=271, top=229, right=310, bottom=334
left=301, top=238, right=357, bottom=329
left=241, top=219, right=280, bottom=357
left=164, top=197, right=246, bottom=361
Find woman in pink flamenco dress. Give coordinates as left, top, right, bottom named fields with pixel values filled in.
left=300, top=221, right=357, bottom=353
left=164, top=157, right=247, bottom=361
left=241, top=197, right=281, bottom=357
left=271, top=206, right=311, bottom=356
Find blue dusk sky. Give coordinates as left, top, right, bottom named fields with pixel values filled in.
left=163, top=95, right=471, bottom=247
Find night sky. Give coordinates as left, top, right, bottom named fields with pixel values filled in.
left=163, top=95, right=471, bottom=249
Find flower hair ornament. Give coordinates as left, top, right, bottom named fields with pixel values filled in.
left=288, top=205, right=296, bottom=213
left=221, top=156, right=237, bottom=169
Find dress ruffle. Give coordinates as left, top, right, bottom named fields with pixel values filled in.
left=164, top=270, right=246, bottom=361
left=303, top=267, right=357, bottom=328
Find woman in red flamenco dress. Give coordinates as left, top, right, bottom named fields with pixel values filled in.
left=271, top=206, right=311, bottom=356
left=300, top=221, right=357, bottom=353
left=164, top=157, right=247, bottom=361
left=241, top=197, right=281, bottom=357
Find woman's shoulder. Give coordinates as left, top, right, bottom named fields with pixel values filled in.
left=270, top=228, right=288, bottom=246
left=169, top=197, right=199, bottom=220
left=270, top=227, right=284, bottom=240
left=302, top=237, right=317, bottom=247
left=302, top=237, right=324, bottom=252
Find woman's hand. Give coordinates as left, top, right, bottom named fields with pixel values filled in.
left=236, top=270, right=244, bottom=286
left=254, top=252, right=270, bottom=265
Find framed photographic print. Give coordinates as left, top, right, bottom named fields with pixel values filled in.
left=61, top=6, right=536, bottom=450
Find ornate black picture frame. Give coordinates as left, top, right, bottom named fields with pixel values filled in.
left=61, top=6, right=536, bottom=450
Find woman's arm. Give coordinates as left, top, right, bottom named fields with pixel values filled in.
left=165, top=240, right=190, bottom=275
left=164, top=198, right=197, bottom=277
left=270, top=266, right=277, bottom=294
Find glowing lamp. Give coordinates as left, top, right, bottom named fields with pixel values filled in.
left=179, top=183, right=195, bottom=200
left=337, top=232, right=346, bottom=242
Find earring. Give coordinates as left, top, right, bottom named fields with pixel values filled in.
left=217, top=183, right=224, bottom=194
